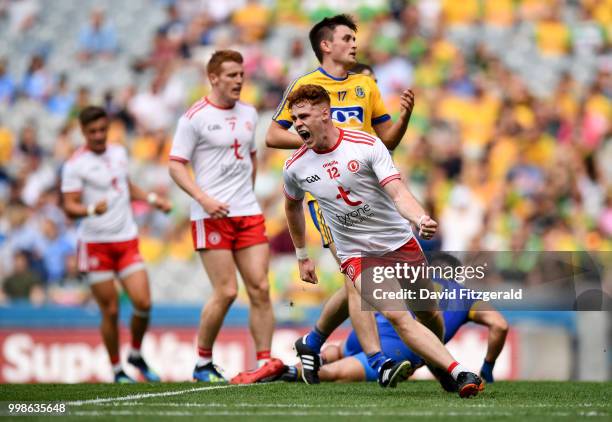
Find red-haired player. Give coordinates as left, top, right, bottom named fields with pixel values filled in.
left=169, top=50, right=283, bottom=383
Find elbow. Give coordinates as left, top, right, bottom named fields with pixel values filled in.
left=168, top=161, right=180, bottom=180
left=265, top=123, right=283, bottom=148
left=265, top=132, right=277, bottom=148
left=491, top=315, right=509, bottom=337
left=384, top=139, right=399, bottom=151
left=391, top=191, right=404, bottom=206
left=63, top=206, right=78, bottom=219
left=284, top=197, right=294, bottom=213
left=284, top=197, right=300, bottom=215
left=379, top=133, right=400, bottom=151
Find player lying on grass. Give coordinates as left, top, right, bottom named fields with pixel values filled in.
left=275, top=269, right=508, bottom=388
left=283, top=84, right=483, bottom=397
left=316, top=279, right=507, bottom=388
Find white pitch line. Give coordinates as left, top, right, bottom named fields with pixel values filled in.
left=96, top=401, right=610, bottom=410
left=70, top=410, right=514, bottom=417
left=67, top=383, right=263, bottom=406
left=99, top=402, right=383, bottom=408
left=69, top=410, right=610, bottom=417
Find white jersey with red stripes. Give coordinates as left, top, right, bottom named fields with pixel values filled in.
left=283, top=128, right=413, bottom=262
left=61, top=144, right=138, bottom=243
left=169, top=97, right=261, bottom=220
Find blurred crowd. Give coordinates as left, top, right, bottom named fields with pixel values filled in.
left=0, top=0, right=610, bottom=306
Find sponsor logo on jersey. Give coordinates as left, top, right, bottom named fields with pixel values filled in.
left=335, top=203, right=375, bottom=227
left=347, top=160, right=360, bottom=173
left=355, top=86, right=365, bottom=98
left=334, top=186, right=375, bottom=227
left=336, top=186, right=362, bottom=206
left=230, top=139, right=243, bottom=160
left=245, top=121, right=254, bottom=132
left=323, top=160, right=339, bottom=168
left=331, top=106, right=364, bottom=124
left=221, top=161, right=250, bottom=174
left=306, top=174, right=321, bottom=183
left=208, top=124, right=222, bottom=131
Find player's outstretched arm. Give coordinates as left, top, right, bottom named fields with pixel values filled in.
left=168, top=160, right=229, bottom=218
left=382, top=178, right=437, bottom=240
left=285, top=195, right=318, bottom=284
left=373, top=89, right=415, bottom=151
left=265, top=121, right=304, bottom=149
left=127, top=180, right=172, bottom=213
left=62, top=191, right=107, bottom=219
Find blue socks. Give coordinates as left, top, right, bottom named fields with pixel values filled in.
left=480, top=359, right=495, bottom=383
left=305, top=326, right=329, bottom=354
left=367, top=351, right=387, bottom=372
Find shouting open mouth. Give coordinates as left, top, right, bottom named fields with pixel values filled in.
left=297, top=129, right=311, bottom=141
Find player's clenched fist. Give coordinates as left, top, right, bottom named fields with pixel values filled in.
left=399, top=89, right=415, bottom=117
left=94, top=200, right=108, bottom=215
left=417, top=215, right=437, bottom=240
left=298, top=258, right=318, bottom=284
left=152, top=196, right=173, bottom=213
left=199, top=196, right=230, bottom=219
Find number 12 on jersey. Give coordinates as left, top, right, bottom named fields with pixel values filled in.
left=327, top=167, right=340, bottom=179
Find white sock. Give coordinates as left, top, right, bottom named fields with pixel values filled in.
left=197, top=356, right=212, bottom=367
left=129, top=349, right=142, bottom=360
left=112, top=363, right=123, bottom=374
left=449, top=362, right=470, bottom=380
left=257, top=358, right=270, bottom=368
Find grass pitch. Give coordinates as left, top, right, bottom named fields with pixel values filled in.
left=1, top=381, right=610, bottom=421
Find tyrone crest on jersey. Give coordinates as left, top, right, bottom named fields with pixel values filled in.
left=347, top=159, right=360, bottom=173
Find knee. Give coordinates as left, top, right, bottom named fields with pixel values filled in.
left=322, top=344, right=342, bottom=363
left=215, top=285, right=238, bottom=307
left=100, top=302, right=119, bottom=320
left=492, top=315, right=509, bottom=335
left=132, top=296, right=152, bottom=314
left=414, top=310, right=440, bottom=323
left=247, top=279, right=271, bottom=305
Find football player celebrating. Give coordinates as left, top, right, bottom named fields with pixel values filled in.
left=267, top=14, right=428, bottom=387
left=169, top=50, right=283, bottom=383
left=62, top=106, right=172, bottom=383
left=283, top=85, right=483, bottom=398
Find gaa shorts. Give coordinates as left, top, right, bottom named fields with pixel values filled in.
left=191, top=214, right=268, bottom=251
left=340, top=237, right=427, bottom=285
left=77, top=238, right=145, bottom=284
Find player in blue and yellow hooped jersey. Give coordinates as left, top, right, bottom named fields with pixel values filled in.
left=272, top=64, right=390, bottom=136
left=266, top=14, right=420, bottom=387
left=330, top=278, right=508, bottom=387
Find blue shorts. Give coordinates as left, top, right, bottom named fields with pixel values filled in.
left=343, top=303, right=476, bottom=380
left=344, top=314, right=423, bottom=382
left=350, top=352, right=378, bottom=381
